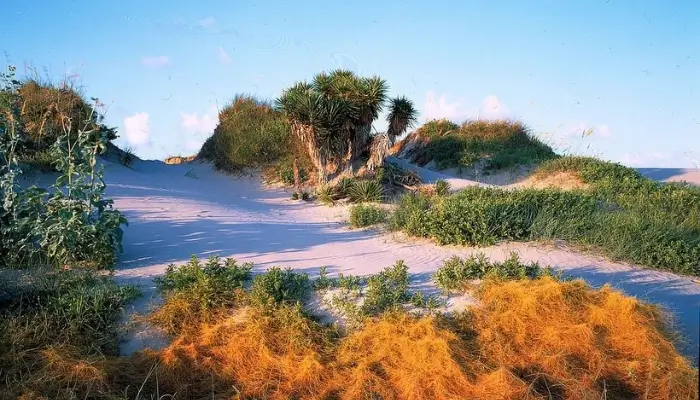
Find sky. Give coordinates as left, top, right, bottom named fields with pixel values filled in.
left=2, top=0, right=699, bottom=167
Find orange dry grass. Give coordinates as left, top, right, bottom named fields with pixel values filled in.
left=520, top=171, right=589, bottom=191
left=129, top=305, right=334, bottom=399
left=327, top=312, right=530, bottom=399
left=95, top=279, right=699, bottom=399
left=1, top=346, right=110, bottom=400
left=466, top=277, right=699, bottom=399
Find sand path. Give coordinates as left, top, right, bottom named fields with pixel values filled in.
left=107, top=159, right=700, bottom=361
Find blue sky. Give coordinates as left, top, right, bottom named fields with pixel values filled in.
left=3, top=0, right=699, bottom=167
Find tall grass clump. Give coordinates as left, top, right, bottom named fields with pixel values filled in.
left=198, top=95, right=314, bottom=180
left=392, top=181, right=700, bottom=275
left=397, top=119, right=557, bottom=171
left=349, top=204, right=388, bottom=228
left=4, top=74, right=117, bottom=170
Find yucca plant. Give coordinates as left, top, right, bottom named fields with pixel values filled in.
left=276, top=70, right=414, bottom=182
left=348, top=179, right=384, bottom=203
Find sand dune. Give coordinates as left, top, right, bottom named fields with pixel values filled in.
left=107, top=159, right=700, bottom=361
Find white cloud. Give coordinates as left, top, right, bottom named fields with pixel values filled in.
left=181, top=105, right=219, bottom=135
left=123, top=113, right=150, bottom=146
left=478, top=95, right=512, bottom=120
left=141, top=56, right=169, bottom=68
left=218, top=47, right=232, bottom=65
left=197, top=16, right=216, bottom=28
left=422, top=91, right=467, bottom=122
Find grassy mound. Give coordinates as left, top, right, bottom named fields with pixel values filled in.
left=394, top=119, right=557, bottom=172
left=198, top=95, right=314, bottom=183
left=4, top=79, right=117, bottom=170
left=391, top=156, right=700, bottom=275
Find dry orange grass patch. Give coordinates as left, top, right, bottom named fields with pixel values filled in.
left=465, top=277, right=698, bottom=399
left=115, top=279, right=698, bottom=399
left=519, top=171, right=589, bottom=191
left=126, top=305, right=336, bottom=399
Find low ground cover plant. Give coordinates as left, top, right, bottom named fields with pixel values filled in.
left=349, top=204, right=388, bottom=227
left=391, top=166, right=700, bottom=275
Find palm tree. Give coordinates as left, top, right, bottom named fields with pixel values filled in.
left=276, top=70, right=413, bottom=182
left=386, top=96, right=418, bottom=144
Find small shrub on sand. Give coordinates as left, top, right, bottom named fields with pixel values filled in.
left=435, top=252, right=555, bottom=291
left=360, top=260, right=410, bottom=316
left=434, top=178, right=451, bottom=196
left=349, top=204, right=388, bottom=228
left=151, top=256, right=252, bottom=333
left=348, top=179, right=384, bottom=203
left=251, top=267, right=312, bottom=307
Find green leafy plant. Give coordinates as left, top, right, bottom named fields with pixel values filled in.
left=361, top=261, right=410, bottom=316
left=251, top=267, right=312, bottom=307
left=0, top=66, right=128, bottom=270
left=434, top=252, right=554, bottom=291
left=349, top=204, right=388, bottom=228
left=434, top=179, right=451, bottom=196
left=348, top=179, right=384, bottom=203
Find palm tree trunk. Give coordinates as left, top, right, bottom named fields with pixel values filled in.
left=292, top=121, right=327, bottom=183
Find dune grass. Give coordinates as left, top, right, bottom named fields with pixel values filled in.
left=399, top=119, right=557, bottom=171
left=391, top=156, right=700, bottom=276
left=198, top=94, right=314, bottom=182
left=349, top=204, right=388, bottom=228
left=0, top=268, right=139, bottom=399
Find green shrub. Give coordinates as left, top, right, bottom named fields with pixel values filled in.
left=434, top=179, right=450, bottom=196
left=388, top=192, right=432, bottom=233
left=251, top=267, right=312, bottom=307
left=1, top=67, right=127, bottom=269
left=348, top=179, right=384, bottom=203
left=198, top=95, right=313, bottom=175
left=434, top=252, right=554, bottom=291
left=155, top=256, right=252, bottom=301
left=349, top=204, right=388, bottom=228
left=361, top=260, right=410, bottom=316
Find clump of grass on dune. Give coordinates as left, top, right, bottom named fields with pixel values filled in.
left=460, top=276, right=698, bottom=399
left=0, top=268, right=139, bottom=399
left=399, top=119, right=557, bottom=171
left=391, top=166, right=700, bottom=275
left=349, top=204, right=388, bottom=228
left=198, top=94, right=314, bottom=181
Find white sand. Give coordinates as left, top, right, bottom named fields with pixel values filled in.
left=106, top=159, right=700, bottom=361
